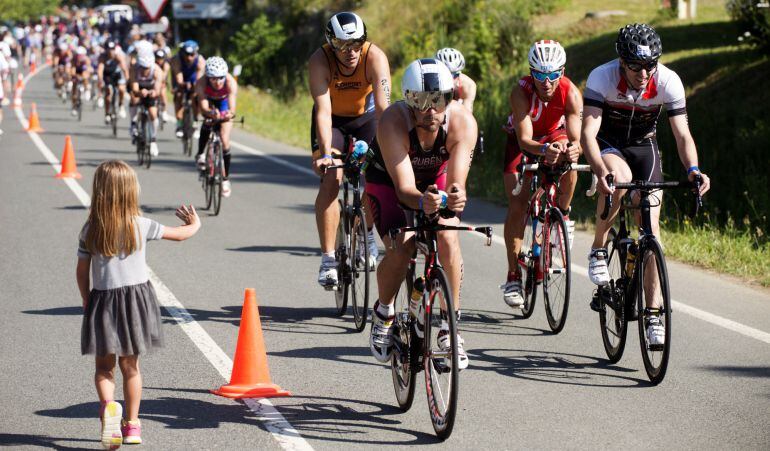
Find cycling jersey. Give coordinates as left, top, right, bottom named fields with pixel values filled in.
left=134, top=65, right=156, bottom=90
left=74, top=55, right=90, bottom=73
left=179, top=54, right=200, bottom=84
left=56, top=50, right=72, bottom=66
left=321, top=42, right=374, bottom=117
left=203, top=76, right=231, bottom=112
left=584, top=59, right=686, bottom=148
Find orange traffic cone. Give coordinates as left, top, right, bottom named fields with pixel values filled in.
left=211, top=288, right=291, bottom=399
left=26, top=103, right=44, bottom=132
left=55, top=136, right=82, bottom=179
left=13, top=75, right=24, bottom=107
left=29, top=60, right=36, bottom=75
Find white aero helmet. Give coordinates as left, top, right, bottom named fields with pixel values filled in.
left=528, top=40, right=566, bottom=73
left=435, top=47, right=465, bottom=75
left=137, top=54, right=154, bottom=68
left=402, top=58, right=454, bottom=111
left=134, top=39, right=154, bottom=59
left=325, top=12, right=366, bottom=49
left=205, top=56, right=228, bottom=78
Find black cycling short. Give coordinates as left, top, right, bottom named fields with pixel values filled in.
left=598, top=136, right=663, bottom=183
left=310, top=107, right=376, bottom=154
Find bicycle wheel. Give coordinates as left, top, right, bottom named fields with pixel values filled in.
left=333, top=200, right=349, bottom=316
left=183, top=107, right=194, bottom=156
left=203, top=144, right=213, bottom=210
left=136, top=128, right=145, bottom=166
left=212, top=145, right=223, bottom=215
left=143, top=119, right=152, bottom=169
left=542, top=208, right=571, bottom=333
left=637, top=237, right=671, bottom=385
left=599, top=228, right=628, bottom=363
left=350, top=210, right=370, bottom=332
left=424, top=267, right=458, bottom=440
left=518, top=214, right=537, bottom=319
left=391, top=262, right=418, bottom=411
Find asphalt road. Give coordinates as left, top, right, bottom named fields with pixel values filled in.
left=1, top=66, right=768, bottom=450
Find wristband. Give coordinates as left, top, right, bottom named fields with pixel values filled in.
left=418, top=195, right=424, bottom=211
left=322, top=154, right=332, bottom=160
left=687, top=165, right=699, bottom=175
left=540, top=143, right=549, bottom=155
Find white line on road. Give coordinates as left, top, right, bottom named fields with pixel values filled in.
left=17, top=66, right=314, bottom=451
left=230, top=138, right=770, bottom=346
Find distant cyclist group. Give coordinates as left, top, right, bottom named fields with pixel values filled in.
left=6, top=7, right=712, bottom=444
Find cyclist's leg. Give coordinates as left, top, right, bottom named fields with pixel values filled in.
left=314, top=127, right=345, bottom=256
left=503, top=132, right=532, bottom=276
left=347, top=111, right=380, bottom=260
left=591, top=142, right=632, bottom=249
left=173, top=84, right=184, bottom=121
left=219, top=120, right=233, bottom=178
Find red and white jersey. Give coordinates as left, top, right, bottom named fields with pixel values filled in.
left=505, top=75, right=572, bottom=140
left=584, top=59, right=686, bottom=146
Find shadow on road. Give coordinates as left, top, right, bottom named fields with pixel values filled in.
left=226, top=245, right=320, bottom=256
left=701, top=365, right=770, bottom=379
left=22, top=306, right=82, bottom=316
left=460, top=308, right=551, bottom=337
left=0, top=433, right=98, bottom=450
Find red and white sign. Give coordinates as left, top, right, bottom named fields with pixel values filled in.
left=139, top=0, right=169, bottom=22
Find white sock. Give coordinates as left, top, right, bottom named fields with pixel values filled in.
left=322, top=252, right=335, bottom=263
left=376, top=301, right=394, bottom=317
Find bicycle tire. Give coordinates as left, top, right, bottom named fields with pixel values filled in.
left=350, top=210, right=370, bottom=332
left=424, top=267, right=458, bottom=440
left=542, top=208, right=571, bottom=333
left=144, top=118, right=152, bottom=169
left=333, top=199, right=349, bottom=316
left=518, top=214, right=537, bottom=319
left=136, top=125, right=144, bottom=166
left=183, top=106, right=194, bottom=156
left=77, top=97, right=82, bottom=122
left=637, top=237, right=671, bottom=385
left=391, top=262, right=418, bottom=411
left=203, top=143, right=213, bottom=210
left=212, top=143, right=223, bottom=215
left=599, top=228, right=628, bottom=363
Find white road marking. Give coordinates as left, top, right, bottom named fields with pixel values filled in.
left=228, top=139, right=770, bottom=346
left=17, top=66, right=314, bottom=451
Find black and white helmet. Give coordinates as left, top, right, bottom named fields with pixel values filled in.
left=616, top=23, right=662, bottom=63
left=205, top=56, right=228, bottom=78
left=401, top=58, right=454, bottom=111
left=435, top=47, right=465, bottom=75
left=325, top=12, right=367, bottom=49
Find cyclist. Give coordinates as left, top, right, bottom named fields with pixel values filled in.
left=308, top=11, right=391, bottom=287
left=500, top=40, right=583, bottom=308
left=194, top=57, right=238, bottom=198
left=154, top=48, right=171, bottom=124
left=171, top=40, right=205, bottom=139
left=366, top=58, right=476, bottom=368
left=70, top=46, right=93, bottom=116
left=129, top=52, right=163, bottom=156
left=435, top=47, right=476, bottom=111
left=53, top=40, right=72, bottom=96
left=582, top=24, right=710, bottom=345
left=97, top=41, right=128, bottom=123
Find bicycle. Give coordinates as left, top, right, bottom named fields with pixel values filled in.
left=511, top=155, right=596, bottom=333
left=72, top=76, right=84, bottom=122
left=180, top=88, right=195, bottom=156
left=388, top=199, right=493, bottom=440
left=104, top=82, right=119, bottom=137
left=199, top=116, right=243, bottom=215
left=322, top=136, right=372, bottom=332
left=134, top=101, right=152, bottom=169
left=593, top=174, right=702, bottom=384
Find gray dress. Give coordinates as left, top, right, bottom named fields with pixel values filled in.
left=79, top=216, right=165, bottom=357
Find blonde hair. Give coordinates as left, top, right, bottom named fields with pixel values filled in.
left=85, top=160, right=142, bottom=257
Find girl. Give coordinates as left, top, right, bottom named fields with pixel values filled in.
left=76, top=160, right=200, bottom=449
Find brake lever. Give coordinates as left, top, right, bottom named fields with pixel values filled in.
left=600, top=174, right=614, bottom=220
left=688, top=174, right=703, bottom=219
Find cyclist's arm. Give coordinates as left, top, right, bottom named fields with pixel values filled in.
left=563, top=80, right=584, bottom=161
left=308, top=49, right=334, bottom=158
left=129, top=68, right=139, bottom=94
left=366, top=44, right=391, bottom=120
left=444, top=104, right=477, bottom=212
left=510, top=84, right=547, bottom=155
left=227, top=73, right=238, bottom=116
left=170, top=57, right=183, bottom=87
left=152, top=65, right=163, bottom=95
left=378, top=107, right=422, bottom=209
left=195, top=56, right=206, bottom=83
left=581, top=105, right=607, bottom=177
left=459, top=74, right=476, bottom=112
left=669, top=113, right=698, bottom=170
left=194, top=77, right=212, bottom=116
left=96, top=60, right=104, bottom=80
left=118, top=54, right=129, bottom=77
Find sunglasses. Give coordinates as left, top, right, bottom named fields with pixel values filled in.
left=330, top=38, right=364, bottom=52
left=210, top=76, right=225, bottom=82
left=405, top=90, right=453, bottom=112
left=531, top=68, right=563, bottom=83
left=624, top=60, right=657, bottom=72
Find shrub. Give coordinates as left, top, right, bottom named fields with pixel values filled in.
left=726, top=0, right=770, bottom=49
left=229, top=15, right=287, bottom=89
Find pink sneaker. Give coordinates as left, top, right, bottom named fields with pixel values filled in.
left=100, top=401, right=123, bottom=450
left=121, top=419, right=142, bottom=445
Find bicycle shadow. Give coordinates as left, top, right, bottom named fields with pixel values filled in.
left=468, top=347, right=649, bottom=388
left=459, top=308, right=551, bottom=337
left=226, top=245, right=321, bottom=257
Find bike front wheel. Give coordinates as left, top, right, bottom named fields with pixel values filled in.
left=599, top=228, right=628, bottom=363
left=518, top=214, right=537, bottom=319
left=391, top=261, right=418, bottom=411
left=143, top=119, right=152, bottom=169
left=424, top=267, right=458, bottom=440
left=637, top=237, right=671, bottom=385
left=212, top=146, right=223, bottom=215
left=542, top=208, right=571, bottom=333
left=350, top=210, right=370, bottom=332
left=333, top=200, right=349, bottom=316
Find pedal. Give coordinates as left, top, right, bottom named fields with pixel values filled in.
left=590, top=291, right=602, bottom=313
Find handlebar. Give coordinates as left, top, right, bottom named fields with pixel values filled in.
left=600, top=174, right=703, bottom=220
left=511, top=161, right=597, bottom=196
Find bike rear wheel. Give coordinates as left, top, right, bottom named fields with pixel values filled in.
left=143, top=119, right=152, bottom=169
left=637, top=237, right=671, bottom=385
left=599, top=228, right=628, bottom=363
left=424, top=267, right=458, bottom=440
left=542, top=208, right=571, bottom=333
left=203, top=143, right=213, bottom=210
left=391, top=261, right=418, bottom=411
left=350, top=210, right=370, bottom=332
left=333, top=200, right=349, bottom=316
left=518, top=214, right=537, bottom=319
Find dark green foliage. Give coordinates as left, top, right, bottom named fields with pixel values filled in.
left=727, top=0, right=770, bottom=50
left=0, top=0, right=58, bottom=20
left=229, top=15, right=287, bottom=87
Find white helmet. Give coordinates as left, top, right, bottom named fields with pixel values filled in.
left=137, top=54, right=154, bottom=68
left=401, top=58, right=454, bottom=111
left=528, top=40, right=566, bottom=73
left=205, top=56, right=228, bottom=78
left=325, top=12, right=366, bottom=49
left=134, top=39, right=154, bottom=59
left=435, top=47, right=465, bottom=75
left=76, top=46, right=87, bottom=56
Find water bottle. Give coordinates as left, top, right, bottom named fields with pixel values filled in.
left=437, top=190, right=448, bottom=209
left=625, top=241, right=637, bottom=277
left=351, top=140, right=368, bottom=160
left=532, top=218, right=542, bottom=257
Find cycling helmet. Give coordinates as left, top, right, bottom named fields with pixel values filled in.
left=205, top=56, right=228, bottom=78
left=401, top=58, right=454, bottom=111
left=325, top=12, right=366, bottom=49
left=528, top=40, right=566, bottom=73
left=180, top=39, right=199, bottom=55
left=615, top=23, right=662, bottom=63
left=137, top=54, right=154, bottom=68
left=435, top=47, right=465, bottom=75
left=106, top=41, right=116, bottom=50
left=154, top=49, right=166, bottom=60
left=76, top=46, right=87, bottom=56
left=134, top=40, right=154, bottom=59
